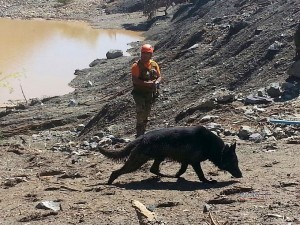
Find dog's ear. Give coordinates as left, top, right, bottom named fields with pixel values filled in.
left=230, top=142, right=236, bottom=152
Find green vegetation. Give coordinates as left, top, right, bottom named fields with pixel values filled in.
left=0, top=72, right=21, bottom=93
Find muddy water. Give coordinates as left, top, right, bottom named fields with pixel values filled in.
left=0, top=18, right=143, bottom=104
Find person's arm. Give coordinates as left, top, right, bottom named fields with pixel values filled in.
left=153, top=62, right=162, bottom=84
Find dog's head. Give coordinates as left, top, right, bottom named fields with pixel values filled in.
left=220, top=142, right=242, bottom=178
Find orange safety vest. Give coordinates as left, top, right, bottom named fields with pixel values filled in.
left=136, top=59, right=159, bottom=81
left=132, top=59, right=160, bottom=93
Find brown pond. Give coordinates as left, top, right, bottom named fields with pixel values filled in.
left=0, top=18, right=143, bottom=105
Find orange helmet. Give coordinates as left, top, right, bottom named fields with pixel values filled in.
left=141, top=44, right=154, bottom=53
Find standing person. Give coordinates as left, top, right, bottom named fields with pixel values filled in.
left=294, top=23, right=300, bottom=61
left=131, top=44, right=162, bottom=137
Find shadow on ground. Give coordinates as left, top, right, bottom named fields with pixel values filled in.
left=114, top=177, right=239, bottom=191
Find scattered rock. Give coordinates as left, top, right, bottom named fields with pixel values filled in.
left=219, top=186, right=254, bottom=195
left=268, top=41, right=283, bottom=51
left=249, top=133, right=264, bottom=143
left=238, top=126, right=254, bottom=140
left=203, top=203, right=212, bottom=213
left=244, top=95, right=273, bottom=104
left=36, top=200, right=62, bottom=212
left=77, top=124, right=85, bottom=131
left=200, top=115, right=219, bottom=122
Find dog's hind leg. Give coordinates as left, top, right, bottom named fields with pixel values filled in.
left=191, top=163, right=216, bottom=183
left=150, top=158, right=175, bottom=178
left=175, top=163, right=188, bottom=178
left=107, top=153, right=148, bottom=184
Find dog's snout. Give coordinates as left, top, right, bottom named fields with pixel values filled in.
left=230, top=169, right=242, bottom=178
left=235, top=173, right=242, bottom=178
left=234, top=171, right=242, bottom=178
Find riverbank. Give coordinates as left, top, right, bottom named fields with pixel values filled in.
left=1, top=0, right=146, bottom=29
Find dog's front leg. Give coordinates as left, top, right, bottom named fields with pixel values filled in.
left=175, top=163, right=188, bottom=178
left=191, top=163, right=217, bottom=183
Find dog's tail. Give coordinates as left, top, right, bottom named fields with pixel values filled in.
left=98, top=140, right=137, bottom=160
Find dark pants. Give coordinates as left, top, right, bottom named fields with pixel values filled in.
left=132, top=90, right=153, bottom=137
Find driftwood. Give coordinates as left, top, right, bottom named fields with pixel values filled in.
left=206, top=212, right=232, bottom=225
left=206, top=197, right=236, bottom=204
left=132, top=200, right=156, bottom=225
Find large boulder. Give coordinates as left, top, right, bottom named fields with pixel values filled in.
left=266, top=83, right=283, bottom=98
left=106, top=49, right=123, bottom=59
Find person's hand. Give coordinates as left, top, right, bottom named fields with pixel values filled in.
left=152, top=80, right=157, bottom=89
left=151, top=69, right=157, bottom=75
left=145, top=80, right=155, bottom=89
left=155, top=81, right=160, bottom=89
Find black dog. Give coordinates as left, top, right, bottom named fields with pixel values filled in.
left=99, top=126, right=242, bottom=184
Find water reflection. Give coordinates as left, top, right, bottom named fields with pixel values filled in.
left=0, top=18, right=143, bottom=104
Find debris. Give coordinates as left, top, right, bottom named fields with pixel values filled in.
left=203, top=203, right=212, bottom=213
left=45, top=185, right=81, bottom=192
left=38, top=170, right=65, bottom=177
left=268, top=118, right=300, bottom=125
left=156, top=201, right=181, bottom=208
left=244, top=95, right=273, bottom=104
left=36, top=200, right=61, bottom=212
left=265, top=213, right=284, bottom=218
left=286, top=137, right=300, bottom=144
left=58, top=172, right=83, bottom=179
left=219, top=186, right=254, bottom=195
left=206, top=197, right=236, bottom=205
left=273, top=181, right=299, bottom=188
left=132, top=200, right=156, bottom=225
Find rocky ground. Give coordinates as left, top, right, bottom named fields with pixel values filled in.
left=0, top=0, right=300, bottom=224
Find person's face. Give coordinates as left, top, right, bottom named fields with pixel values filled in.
left=140, top=52, right=152, bottom=62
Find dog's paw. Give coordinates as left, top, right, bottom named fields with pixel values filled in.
left=208, top=179, right=218, bottom=184
left=150, top=176, right=161, bottom=181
